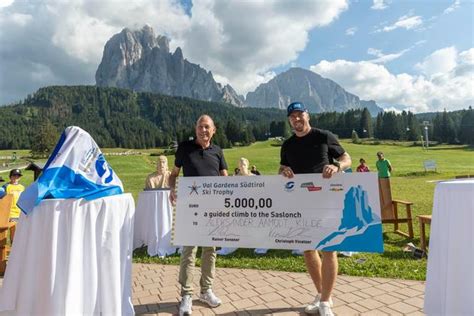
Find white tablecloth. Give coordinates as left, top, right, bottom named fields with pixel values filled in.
left=424, top=179, right=474, bottom=316
left=0, top=194, right=135, bottom=316
left=133, top=190, right=177, bottom=257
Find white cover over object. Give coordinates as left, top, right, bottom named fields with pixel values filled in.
left=424, top=179, right=474, bottom=316
left=133, top=190, right=177, bottom=257
left=0, top=194, right=135, bottom=316
left=18, top=126, right=124, bottom=215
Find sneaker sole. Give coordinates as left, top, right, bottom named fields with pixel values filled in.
left=304, top=301, right=334, bottom=314
left=198, top=298, right=221, bottom=308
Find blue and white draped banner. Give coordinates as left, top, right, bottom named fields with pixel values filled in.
left=18, top=126, right=123, bottom=214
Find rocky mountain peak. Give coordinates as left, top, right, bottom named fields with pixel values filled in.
left=172, top=47, right=183, bottom=60
left=95, top=26, right=243, bottom=106
left=246, top=67, right=382, bottom=115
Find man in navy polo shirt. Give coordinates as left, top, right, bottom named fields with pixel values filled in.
left=169, top=114, right=228, bottom=316
left=280, top=102, right=352, bottom=316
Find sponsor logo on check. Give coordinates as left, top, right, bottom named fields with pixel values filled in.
left=329, top=183, right=344, bottom=191
left=300, top=182, right=322, bottom=192
left=284, top=181, right=295, bottom=192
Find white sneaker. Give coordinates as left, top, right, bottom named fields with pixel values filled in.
left=199, top=289, right=222, bottom=307
left=304, top=294, right=333, bottom=314
left=179, top=294, right=192, bottom=315
left=319, top=301, right=335, bottom=316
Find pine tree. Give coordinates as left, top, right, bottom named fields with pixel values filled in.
left=359, top=108, right=373, bottom=138
left=31, top=119, right=59, bottom=157
left=459, top=106, right=474, bottom=145
left=375, top=113, right=383, bottom=139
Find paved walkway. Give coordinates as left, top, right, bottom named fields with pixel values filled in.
left=132, top=263, right=426, bottom=315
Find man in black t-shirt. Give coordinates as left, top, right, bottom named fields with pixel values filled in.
left=169, top=115, right=228, bottom=316
left=280, top=102, right=352, bottom=316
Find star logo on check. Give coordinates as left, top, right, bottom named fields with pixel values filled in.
left=188, top=182, right=201, bottom=195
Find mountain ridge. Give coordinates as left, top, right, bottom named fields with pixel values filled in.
left=96, top=26, right=381, bottom=114
left=96, top=26, right=245, bottom=107
left=246, top=68, right=382, bottom=115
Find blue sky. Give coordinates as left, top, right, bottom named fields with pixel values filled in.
left=296, top=0, right=472, bottom=73
left=0, top=0, right=472, bottom=112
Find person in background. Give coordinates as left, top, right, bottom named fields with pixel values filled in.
left=169, top=115, right=228, bottom=316
left=280, top=101, right=352, bottom=316
left=376, top=152, right=392, bottom=178
left=250, top=165, right=261, bottom=175
left=145, top=155, right=171, bottom=189
left=0, top=169, right=25, bottom=241
left=233, top=167, right=240, bottom=176
left=237, top=157, right=253, bottom=176
left=376, top=151, right=393, bottom=219
left=356, top=158, right=370, bottom=172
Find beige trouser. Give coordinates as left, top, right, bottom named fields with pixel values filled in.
left=179, top=246, right=216, bottom=296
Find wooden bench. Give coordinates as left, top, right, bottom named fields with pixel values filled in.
left=417, top=215, right=432, bottom=253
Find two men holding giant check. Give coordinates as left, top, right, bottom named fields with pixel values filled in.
left=170, top=103, right=383, bottom=316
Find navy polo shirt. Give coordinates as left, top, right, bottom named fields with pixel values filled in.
left=175, top=140, right=228, bottom=176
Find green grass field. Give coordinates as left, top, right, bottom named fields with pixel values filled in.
left=2, top=141, right=472, bottom=280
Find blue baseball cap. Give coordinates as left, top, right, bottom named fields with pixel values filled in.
left=287, top=102, right=308, bottom=116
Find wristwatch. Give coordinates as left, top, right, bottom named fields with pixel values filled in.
left=332, top=160, right=341, bottom=172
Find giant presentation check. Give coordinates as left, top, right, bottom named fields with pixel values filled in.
left=173, top=173, right=383, bottom=252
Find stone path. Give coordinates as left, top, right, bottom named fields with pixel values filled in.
left=132, top=263, right=425, bottom=315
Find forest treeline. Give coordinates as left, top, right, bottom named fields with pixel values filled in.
left=0, top=86, right=472, bottom=153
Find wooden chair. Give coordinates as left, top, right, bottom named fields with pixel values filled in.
left=0, top=194, right=15, bottom=275
left=378, top=178, right=414, bottom=238
left=417, top=215, right=432, bottom=253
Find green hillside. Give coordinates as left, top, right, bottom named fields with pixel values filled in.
left=0, top=85, right=286, bottom=150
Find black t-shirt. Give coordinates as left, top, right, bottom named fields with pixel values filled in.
left=280, top=128, right=346, bottom=174
left=175, top=140, right=228, bottom=176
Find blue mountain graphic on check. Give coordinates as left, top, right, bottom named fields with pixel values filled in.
left=316, top=185, right=384, bottom=253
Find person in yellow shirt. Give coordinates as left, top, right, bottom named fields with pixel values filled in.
left=0, top=169, right=25, bottom=241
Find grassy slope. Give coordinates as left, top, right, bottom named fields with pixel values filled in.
left=4, top=141, right=472, bottom=280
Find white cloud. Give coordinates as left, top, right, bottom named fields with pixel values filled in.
left=47, top=0, right=191, bottom=64
left=376, top=14, right=423, bottom=32
left=367, top=40, right=425, bottom=64
left=443, top=0, right=461, bottom=14
left=371, top=0, right=389, bottom=10
left=415, top=46, right=457, bottom=78
left=0, top=0, right=14, bottom=9
left=0, top=0, right=349, bottom=104
left=30, top=63, right=57, bottom=83
left=179, top=0, right=349, bottom=95
left=367, top=47, right=410, bottom=63
left=10, top=13, right=32, bottom=26
left=310, top=47, right=474, bottom=112
left=345, top=27, right=357, bottom=36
